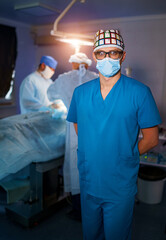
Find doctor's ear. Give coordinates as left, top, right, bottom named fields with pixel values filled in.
left=39, top=63, right=46, bottom=71
left=121, top=51, right=126, bottom=62
left=92, top=52, right=97, bottom=63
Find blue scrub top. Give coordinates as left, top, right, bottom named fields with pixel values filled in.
left=67, top=75, right=161, bottom=200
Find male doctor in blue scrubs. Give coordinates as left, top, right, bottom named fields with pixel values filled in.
left=67, top=29, right=161, bottom=240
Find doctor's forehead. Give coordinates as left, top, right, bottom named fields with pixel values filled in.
left=95, top=47, right=123, bottom=52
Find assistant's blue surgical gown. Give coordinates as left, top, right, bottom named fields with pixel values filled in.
left=67, top=75, right=161, bottom=239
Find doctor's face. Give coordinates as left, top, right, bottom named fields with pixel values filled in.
left=72, top=62, right=88, bottom=70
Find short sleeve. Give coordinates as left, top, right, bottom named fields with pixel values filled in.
left=67, top=89, right=77, bottom=123
left=138, top=87, right=161, bottom=129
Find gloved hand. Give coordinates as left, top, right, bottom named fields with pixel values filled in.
left=50, top=99, right=67, bottom=119
left=39, top=99, right=67, bottom=119
left=49, top=102, right=61, bottom=109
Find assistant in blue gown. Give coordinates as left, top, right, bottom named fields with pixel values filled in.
left=67, top=29, right=161, bottom=240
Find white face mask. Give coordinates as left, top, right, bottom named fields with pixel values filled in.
left=41, top=66, right=54, bottom=79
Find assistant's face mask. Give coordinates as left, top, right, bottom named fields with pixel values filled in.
left=96, top=58, right=121, bottom=78
left=41, top=65, right=54, bottom=79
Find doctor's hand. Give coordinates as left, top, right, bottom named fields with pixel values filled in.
left=49, top=103, right=61, bottom=109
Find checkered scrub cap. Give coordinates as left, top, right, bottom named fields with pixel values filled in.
left=93, top=29, right=125, bottom=52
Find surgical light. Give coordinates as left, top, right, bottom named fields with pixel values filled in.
left=58, top=38, right=93, bottom=46
left=50, top=0, right=94, bottom=48
left=58, top=38, right=93, bottom=53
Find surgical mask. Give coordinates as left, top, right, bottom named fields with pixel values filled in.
left=41, top=66, right=54, bottom=79
left=96, top=58, right=121, bottom=77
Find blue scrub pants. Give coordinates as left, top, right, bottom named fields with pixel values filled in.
left=80, top=190, right=135, bottom=240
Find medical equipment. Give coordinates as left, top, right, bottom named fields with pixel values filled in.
left=0, top=112, right=66, bottom=227
left=50, top=0, right=94, bottom=47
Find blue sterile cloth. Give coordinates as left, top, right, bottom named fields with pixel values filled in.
left=0, top=112, right=66, bottom=180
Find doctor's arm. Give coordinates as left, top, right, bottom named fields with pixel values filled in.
left=74, top=123, right=78, bottom=135
left=21, top=81, right=44, bottom=111
left=138, top=126, right=159, bottom=155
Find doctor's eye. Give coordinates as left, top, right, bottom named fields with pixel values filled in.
left=95, top=51, right=106, bottom=60
left=98, top=51, right=105, bottom=57
left=109, top=51, right=123, bottom=59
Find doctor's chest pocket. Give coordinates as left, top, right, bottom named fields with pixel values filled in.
left=116, top=155, right=139, bottom=188
left=77, top=149, right=88, bottom=181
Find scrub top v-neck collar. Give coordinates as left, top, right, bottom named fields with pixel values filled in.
left=94, top=75, right=123, bottom=116
left=96, top=75, right=122, bottom=103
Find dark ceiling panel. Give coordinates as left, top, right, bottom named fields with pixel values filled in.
left=0, top=0, right=165, bottom=25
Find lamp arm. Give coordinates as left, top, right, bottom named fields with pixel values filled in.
left=53, top=0, right=77, bottom=32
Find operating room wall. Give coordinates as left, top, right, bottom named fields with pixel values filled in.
left=35, top=15, right=166, bottom=126
left=0, top=18, right=37, bottom=117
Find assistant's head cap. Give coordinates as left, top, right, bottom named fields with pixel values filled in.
left=69, top=52, right=92, bottom=66
left=40, top=56, right=58, bottom=69
left=93, top=29, right=125, bottom=52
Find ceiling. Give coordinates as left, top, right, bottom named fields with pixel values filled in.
left=0, top=0, right=166, bottom=26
